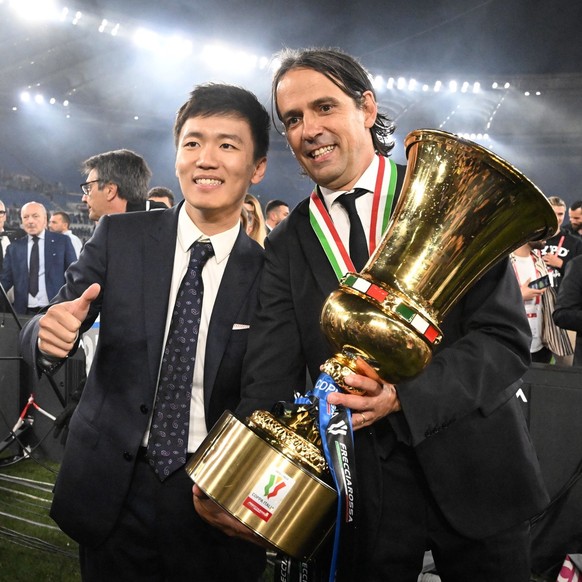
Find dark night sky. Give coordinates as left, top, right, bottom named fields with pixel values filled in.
left=1, top=0, right=581, bottom=207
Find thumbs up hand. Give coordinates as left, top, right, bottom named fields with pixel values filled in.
left=38, top=283, right=101, bottom=359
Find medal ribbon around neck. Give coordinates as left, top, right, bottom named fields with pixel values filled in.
left=309, top=156, right=398, bottom=280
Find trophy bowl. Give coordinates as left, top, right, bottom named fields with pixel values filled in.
left=186, top=410, right=337, bottom=560
left=187, top=129, right=558, bottom=559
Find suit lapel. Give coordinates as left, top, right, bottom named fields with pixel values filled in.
left=143, top=205, right=180, bottom=386
left=295, top=198, right=340, bottom=298
left=203, top=230, right=261, bottom=408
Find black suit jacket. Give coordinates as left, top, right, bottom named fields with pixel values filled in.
left=19, top=204, right=264, bottom=546
left=239, top=173, right=549, bottom=547
left=554, top=254, right=582, bottom=365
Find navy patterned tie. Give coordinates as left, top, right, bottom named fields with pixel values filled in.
left=147, top=240, right=214, bottom=480
left=337, top=188, right=369, bottom=271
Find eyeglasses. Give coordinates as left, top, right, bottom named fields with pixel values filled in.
left=0, top=210, right=6, bottom=215
left=80, top=179, right=101, bottom=196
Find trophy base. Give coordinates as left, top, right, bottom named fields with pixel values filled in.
left=186, top=411, right=337, bottom=560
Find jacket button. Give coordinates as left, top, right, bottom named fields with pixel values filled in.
left=140, top=404, right=149, bottom=414
left=123, top=451, right=134, bottom=461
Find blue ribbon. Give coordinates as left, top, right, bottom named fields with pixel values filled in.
left=296, top=372, right=356, bottom=582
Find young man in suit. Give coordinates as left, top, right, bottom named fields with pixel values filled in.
left=1, top=201, right=77, bottom=314
left=19, top=83, right=270, bottom=581
left=195, top=48, right=549, bottom=582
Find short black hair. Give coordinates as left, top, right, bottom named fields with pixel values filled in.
left=272, top=47, right=395, bottom=157
left=571, top=200, right=582, bottom=211
left=174, top=83, right=270, bottom=161
left=265, top=199, right=289, bottom=215
left=147, top=186, right=175, bottom=206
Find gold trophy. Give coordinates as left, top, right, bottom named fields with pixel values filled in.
left=186, top=129, right=558, bottom=559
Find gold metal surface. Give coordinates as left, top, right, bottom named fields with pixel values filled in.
left=320, top=350, right=366, bottom=394
left=321, top=129, right=557, bottom=384
left=188, top=129, right=557, bottom=560
left=247, top=410, right=327, bottom=475
left=186, top=411, right=336, bottom=560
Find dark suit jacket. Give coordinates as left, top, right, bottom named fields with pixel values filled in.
left=554, top=254, right=582, bottom=365
left=239, top=174, right=549, bottom=551
left=0, top=230, right=77, bottom=313
left=19, top=204, right=264, bottom=547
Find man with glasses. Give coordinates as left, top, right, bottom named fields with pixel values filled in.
left=80, top=149, right=165, bottom=222
left=0, top=200, right=10, bottom=273
left=0, top=199, right=12, bottom=311
left=49, top=211, right=83, bottom=259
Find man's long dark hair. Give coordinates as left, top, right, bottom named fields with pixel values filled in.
left=272, top=48, right=395, bottom=156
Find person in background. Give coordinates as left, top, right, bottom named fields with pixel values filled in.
left=1, top=201, right=76, bottom=315
left=19, top=83, right=270, bottom=581
left=264, top=198, right=289, bottom=232
left=0, top=199, right=13, bottom=311
left=49, top=211, right=83, bottom=258
left=0, top=199, right=10, bottom=273
left=511, top=240, right=573, bottom=364
left=541, top=196, right=582, bottom=289
left=243, top=193, right=267, bottom=246
left=148, top=186, right=175, bottom=208
left=80, top=149, right=159, bottom=222
left=194, top=47, right=549, bottom=582
left=553, top=254, right=582, bottom=366
left=562, top=200, right=582, bottom=238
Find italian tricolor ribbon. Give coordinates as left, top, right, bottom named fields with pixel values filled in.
left=309, top=156, right=398, bottom=280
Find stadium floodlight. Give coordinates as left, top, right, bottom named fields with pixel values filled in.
left=133, top=27, right=160, bottom=51
left=9, top=0, right=60, bottom=22
left=202, top=44, right=259, bottom=72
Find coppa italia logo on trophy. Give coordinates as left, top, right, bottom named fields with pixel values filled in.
left=243, top=468, right=295, bottom=523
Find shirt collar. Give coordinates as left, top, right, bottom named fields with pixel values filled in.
left=29, top=230, right=45, bottom=241
left=177, top=204, right=240, bottom=264
left=320, top=155, right=380, bottom=206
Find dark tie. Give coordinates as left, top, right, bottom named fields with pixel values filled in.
left=147, top=240, right=214, bottom=480
left=28, top=235, right=40, bottom=297
left=337, top=188, right=369, bottom=271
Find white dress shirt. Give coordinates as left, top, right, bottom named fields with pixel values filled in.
left=319, top=156, right=380, bottom=248
left=144, top=204, right=241, bottom=451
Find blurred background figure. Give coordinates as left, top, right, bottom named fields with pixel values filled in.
left=243, top=193, right=267, bottom=246
left=49, top=211, right=83, bottom=259
left=147, top=186, right=175, bottom=208
left=0, top=199, right=10, bottom=272
left=80, top=149, right=154, bottom=222
left=564, top=200, right=582, bottom=238
left=0, top=201, right=76, bottom=314
left=541, top=196, right=582, bottom=289
left=511, top=239, right=573, bottom=364
left=264, top=198, right=289, bottom=232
